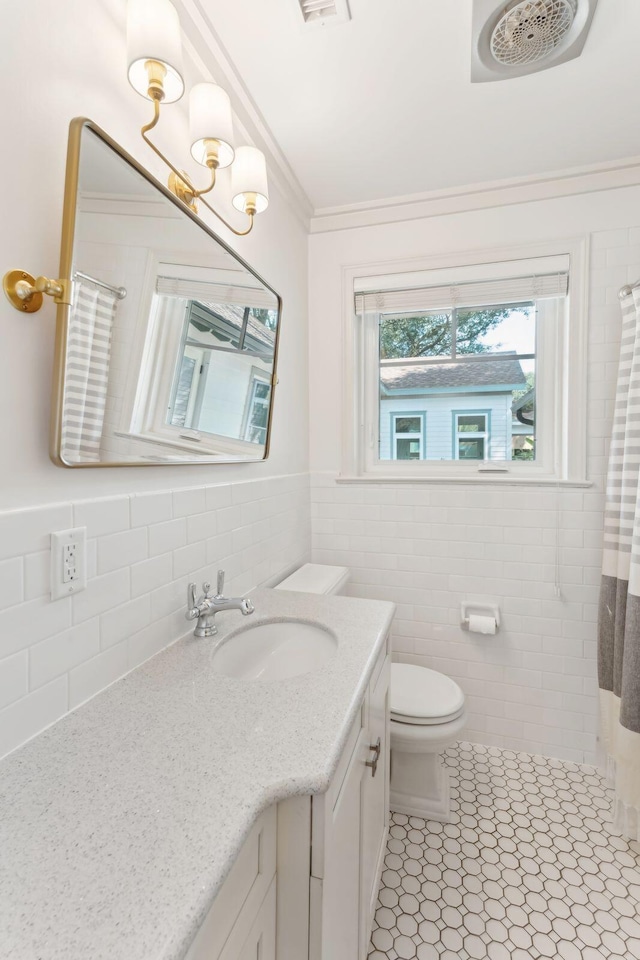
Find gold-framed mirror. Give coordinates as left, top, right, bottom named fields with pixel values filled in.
left=50, top=119, right=281, bottom=467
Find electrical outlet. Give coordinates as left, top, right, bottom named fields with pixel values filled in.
left=51, top=527, right=86, bottom=600
left=63, top=543, right=77, bottom=583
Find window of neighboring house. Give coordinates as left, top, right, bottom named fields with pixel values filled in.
left=392, top=413, right=424, bottom=459
left=453, top=411, right=489, bottom=460
left=349, top=247, right=587, bottom=483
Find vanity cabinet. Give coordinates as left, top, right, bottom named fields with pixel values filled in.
left=308, top=638, right=390, bottom=960
left=185, top=637, right=390, bottom=960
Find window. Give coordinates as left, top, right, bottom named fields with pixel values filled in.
left=378, top=300, right=536, bottom=465
left=392, top=413, right=424, bottom=459
left=346, top=245, right=588, bottom=484
left=454, top=412, right=489, bottom=460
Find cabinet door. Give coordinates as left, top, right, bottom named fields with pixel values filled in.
left=220, top=878, right=276, bottom=960
left=360, top=653, right=390, bottom=956
left=186, top=808, right=276, bottom=960
left=317, top=730, right=367, bottom=960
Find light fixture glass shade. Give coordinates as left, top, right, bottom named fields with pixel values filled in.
left=127, top=0, right=184, bottom=103
left=231, top=146, right=269, bottom=214
left=189, top=83, right=235, bottom=168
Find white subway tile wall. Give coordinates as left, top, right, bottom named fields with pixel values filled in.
left=311, top=227, right=638, bottom=765
left=0, top=474, right=310, bottom=759
left=0, top=228, right=634, bottom=767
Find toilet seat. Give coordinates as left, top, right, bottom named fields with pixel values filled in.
left=390, top=663, right=465, bottom=726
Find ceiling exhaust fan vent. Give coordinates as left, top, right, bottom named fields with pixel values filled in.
left=297, top=0, right=351, bottom=28
left=491, top=0, right=577, bottom=66
left=471, top=0, right=598, bottom=82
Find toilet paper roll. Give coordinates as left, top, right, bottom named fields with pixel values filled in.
left=468, top=614, right=496, bottom=635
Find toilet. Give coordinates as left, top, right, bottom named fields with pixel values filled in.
left=275, top=564, right=466, bottom=823
left=390, top=663, right=466, bottom=822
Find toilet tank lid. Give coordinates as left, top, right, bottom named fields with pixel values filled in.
left=275, top=563, right=350, bottom=595
left=390, top=663, right=465, bottom=720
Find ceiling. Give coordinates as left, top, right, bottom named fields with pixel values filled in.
left=194, top=0, right=640, bottom=212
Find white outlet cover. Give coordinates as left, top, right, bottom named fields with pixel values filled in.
left=51, top=527, right=87, bottom=601
left=471, top=0, right=599, bottom=83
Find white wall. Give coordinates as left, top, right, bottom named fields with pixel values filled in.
left=308, top=188, right=640, bottom=764
left=0, top=0, right=311, bottom=755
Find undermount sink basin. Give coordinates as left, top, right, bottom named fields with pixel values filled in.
left=212, top=619, right=338, bottom=681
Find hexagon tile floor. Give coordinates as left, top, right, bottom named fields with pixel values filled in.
left=368, top=741, right=640, bottom=960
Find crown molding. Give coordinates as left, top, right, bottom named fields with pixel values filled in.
left=309, top=154, right=640, bottom=233
left=174, top=0, right=314, bottom=231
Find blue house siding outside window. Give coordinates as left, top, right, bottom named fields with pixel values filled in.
left=379, top=353, right=526, bottom=462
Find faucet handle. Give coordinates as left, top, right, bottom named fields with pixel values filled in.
left=216, top=569, right=225, bottom=597
left=186, top=582, right=202, bottom=621
left=202, top=581, right=212, bottom=598
left=187, top=582, right=197, bottom=610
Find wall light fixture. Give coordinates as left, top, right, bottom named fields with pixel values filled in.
left=127, top=0, right=268, bottom=235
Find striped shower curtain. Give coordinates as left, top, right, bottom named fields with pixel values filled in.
left=598, top=286, right=640, bottom=841
left=60, top=280, right=117, bottom=463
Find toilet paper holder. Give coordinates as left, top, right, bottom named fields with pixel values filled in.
left=460, top=602, right=500, bottom=633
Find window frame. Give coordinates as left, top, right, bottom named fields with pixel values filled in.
left=452, top=410, right=491, bottom=461
left=390, top=411, right=426, bottom=460
left=242, top=374, right=272, bottom=444
left=340, top=239, right=589, bottom=486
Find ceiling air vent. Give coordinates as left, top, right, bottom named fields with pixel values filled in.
left=471, top=0, right=598, bottom=82
left=297, top=0, right=351, bottom=28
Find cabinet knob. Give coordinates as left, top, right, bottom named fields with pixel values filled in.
left=365, top=737, right=381, bottom=777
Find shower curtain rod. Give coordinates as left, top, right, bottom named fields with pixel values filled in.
left=619, top=279, right=640, bottom=300
left=74, top=271, right=127, bottom=300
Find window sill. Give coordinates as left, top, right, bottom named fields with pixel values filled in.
left=335, top=474, right=592, bottom=488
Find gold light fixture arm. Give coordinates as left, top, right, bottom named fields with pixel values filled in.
left=3, top=270, right=71, bottom=313
left=200, top=198, right=255, bottom=236
left=140, top=98, right=216, bottom=200
left=138, top=81, right=254, bottom=236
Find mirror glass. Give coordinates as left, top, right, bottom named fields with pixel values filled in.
left=54, top=122, right=280, bottom=466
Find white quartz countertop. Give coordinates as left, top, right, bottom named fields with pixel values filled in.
left=0, top=588, right=395, bottom=960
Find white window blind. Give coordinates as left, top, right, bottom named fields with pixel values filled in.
left=156, top=276, right=276, bottom=310
left=354, top=271, right=568, bottom=315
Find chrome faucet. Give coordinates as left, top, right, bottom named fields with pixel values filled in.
left=186, top=569, right=255, bottom=638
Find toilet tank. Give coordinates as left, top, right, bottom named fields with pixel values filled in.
left=275, top=563, right=350, bottom=596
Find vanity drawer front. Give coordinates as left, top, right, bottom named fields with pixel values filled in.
left=186, top=806, right=276, bottom=960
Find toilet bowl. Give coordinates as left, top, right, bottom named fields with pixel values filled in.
left=390, top=663, right=466, bottom=822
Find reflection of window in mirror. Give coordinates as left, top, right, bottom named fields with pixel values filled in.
left=125, top=263, right=277, bottom=459
left=121, top=261, right=278, bottom=459
left=243, top=376, right=271, bottom=444
left=165, top=301, right=274, bottom=444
